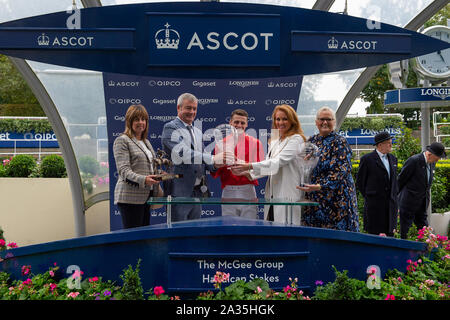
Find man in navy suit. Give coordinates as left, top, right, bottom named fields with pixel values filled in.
left=398, top=142, right=446, bottom=239
left=161, top=93, right=231, bottom=222
left=357, top=132, right=398, bottom=236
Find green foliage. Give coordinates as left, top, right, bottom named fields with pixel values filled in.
left=361, top=64, right=394, bottom=114
left=340, top=116, right=403, bottom=132
left=391, top=127, right=421, bottom=162
left=78, top=155, right=100, bottom=176
left=0, top=118, right=52, bottom=134
left=119, top=259, right=144, bottom=300
left=6, top=154, right=37, bottom=177
left=0, top=55, right=39, bottom=106
left=313, top=266, right=389, bottom=300
left=0, top=104, right=45, bottom=117
left=40, top=155, right=67, bottom=178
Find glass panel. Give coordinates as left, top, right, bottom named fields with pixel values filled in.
left=299, top=0, right=434, bottom=137
left=29, top=61, right=109, bottom=200
left=148, top=197, right=319, bottom=205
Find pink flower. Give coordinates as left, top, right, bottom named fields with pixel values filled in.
left=379, top=233, right=387, bottom=237
left=154, top=286, right=165, bottom=296
left=256, top=286, right=262, bottom=293
left=23, top=279, right=32, bottom=286
left=67, top=292, right=80, bottom=298
left=49, top=271, right=55, bottom=277
left=7, top=242, right=17, bottom=248
left=72, top=270, right=84, bottom=279
left=0, top=239, right=5, bottom=247
left=49, top=283, right=57, bottom=292
left=21, top=265, right=31, bottom=276
left=384, top=294, right=395, bottom=300
left=89, top=276, right=99, bottom=283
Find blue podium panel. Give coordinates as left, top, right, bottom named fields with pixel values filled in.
left=1, top=216, right=426, bottom=296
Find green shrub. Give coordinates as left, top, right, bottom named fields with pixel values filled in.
left=119, top=259, right=144, bottom=300
left=78, top=155, right=99, bottom=176
left=40, top=155, right=66, bottom=178
left=7, top=154, right=36, bottom=177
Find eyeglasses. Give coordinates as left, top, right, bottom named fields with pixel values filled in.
left=317, top=118, right=335, bottom=122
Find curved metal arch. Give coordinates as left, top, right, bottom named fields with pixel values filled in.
left=8, top=58, right=86, bottom=237
left=335, top=0, right=449, bottom=129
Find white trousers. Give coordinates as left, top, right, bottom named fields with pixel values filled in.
left=221, top=185, right=258, bottom=219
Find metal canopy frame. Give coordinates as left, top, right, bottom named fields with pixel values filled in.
left=6, top=0, right=446, bottom=237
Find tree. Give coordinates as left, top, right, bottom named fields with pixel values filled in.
left=0, top=54, right=39, bottom=105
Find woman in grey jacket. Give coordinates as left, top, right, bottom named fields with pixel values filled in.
left=113, top=104, right=162, bottom=229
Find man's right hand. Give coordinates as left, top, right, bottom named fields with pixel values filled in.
left=213, top=151, right=236, bottom=168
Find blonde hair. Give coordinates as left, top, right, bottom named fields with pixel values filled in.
left=123, top=104, right=149, bottom=140
left=271, top=104, right=306, bottom=141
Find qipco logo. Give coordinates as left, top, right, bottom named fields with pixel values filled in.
left=201, top=210, right=215, bottom=216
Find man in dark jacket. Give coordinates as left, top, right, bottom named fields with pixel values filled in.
left=357, top=132, right=398, bottom=236
left=398, top=142, right=446, bottom=239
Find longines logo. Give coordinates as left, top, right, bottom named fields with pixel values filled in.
left=148, top=80, right=181, bottom=87
left=154, top=23, right=274, bottom=52
left=421, top=88, right=450, bottom=100
left=149, top=115, right=177, bottom=121
left=229, top=80, right=260, bottom=88
left=197, top=98, right=219, bottom=105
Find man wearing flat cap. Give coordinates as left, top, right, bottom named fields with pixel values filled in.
left=398, top=142, right=446, bottom=239
left=357, top=131, right=398, bottom=236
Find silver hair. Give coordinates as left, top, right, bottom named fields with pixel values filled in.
left=316, top=106, right=336, bottom=120
left=177, top=92, right=198, bottom=107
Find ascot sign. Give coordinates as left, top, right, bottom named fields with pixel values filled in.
left=0, top=2, right=449, bottom=78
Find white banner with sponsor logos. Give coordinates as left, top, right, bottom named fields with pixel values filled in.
left=103, top=74, right=302, bottom=230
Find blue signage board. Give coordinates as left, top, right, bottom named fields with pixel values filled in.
left=337, top=128, right=401, bottom=145
left=103, top=73, right=302, bottom=230
left=385, top=87, right=450, bottom=108
left=0, top=28, right=135, bottom=50
left=147, top=13, right=280, bottom=67
left=0, top=131, right=58, bottom=148
left=0, top=3, right=448, bottom=78
left=292, top=31, right=411, bottom=54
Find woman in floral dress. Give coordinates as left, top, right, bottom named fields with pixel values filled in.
left=297, top=106, right=359, bottom=232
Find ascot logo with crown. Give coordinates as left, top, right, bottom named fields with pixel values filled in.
left=155, top=23, right=180, bottom=49
left=328, top=36, right=338, bottom=49
left=37, top=33, right=50, bottom=46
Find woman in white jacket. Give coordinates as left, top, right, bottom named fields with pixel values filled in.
left=231, top=104, right=306, bottom=224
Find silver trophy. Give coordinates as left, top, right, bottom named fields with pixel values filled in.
left=213, top=124, right=239, bottom=166
left=297, top=142, right=320, bottom=187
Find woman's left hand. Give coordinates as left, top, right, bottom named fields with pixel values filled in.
left=296, top=184, right=321, bottom=192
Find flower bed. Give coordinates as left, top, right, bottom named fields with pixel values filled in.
left=1, top=227, right=448, bottom=300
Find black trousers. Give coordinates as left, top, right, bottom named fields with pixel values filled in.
left=117, top=202, right=151, bottom=229
left=400, top=200, right=428, bottom=239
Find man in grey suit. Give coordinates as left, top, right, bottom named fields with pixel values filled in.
left=162, top=93, right=231, bottom=222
